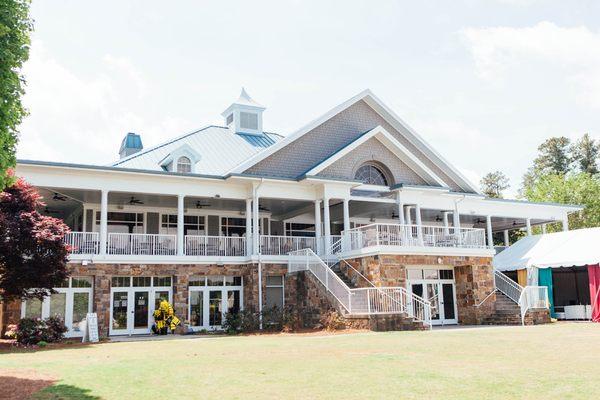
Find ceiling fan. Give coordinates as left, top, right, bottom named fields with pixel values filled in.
left=128, top=197, right=144, bottom=205
left=196, top=200, right=211, bottom=209
left=474, top=218, right=485, bottom=224
left=435, top=215, right=443, bottom=222
left=44, top=207, right=60, bottom=215
left=259, top=205, right=270, bottom=212
left=391, top=212, right=399, bottom=219
left=52, top=193, right=67, bottom=201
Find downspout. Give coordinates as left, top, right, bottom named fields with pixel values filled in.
left=253, top=178, right=265, bottom=329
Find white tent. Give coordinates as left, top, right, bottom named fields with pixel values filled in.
left=493, top=228, right=600, bottom=271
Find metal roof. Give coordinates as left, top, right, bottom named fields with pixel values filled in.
left=111, top=125, right=282, bottom=175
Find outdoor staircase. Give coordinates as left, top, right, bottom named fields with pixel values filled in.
left=482, top=292, right=523, bottom=325
left=288, top=248, right=432, bottom=331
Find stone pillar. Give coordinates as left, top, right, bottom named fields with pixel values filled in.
left=94, top=274, right=111, bottom=337
left=454, top=262, right=496, bottom=325
left=173, top=273, right=189, bottom=320
left=99, top=190, right=108, bottom=255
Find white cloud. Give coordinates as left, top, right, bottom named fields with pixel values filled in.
left=17, top=40, right=192, bottom=165
left=461, top=21, right=600, bottom=108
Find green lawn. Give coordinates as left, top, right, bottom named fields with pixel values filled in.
left=1, top=323, right=599, bottom=399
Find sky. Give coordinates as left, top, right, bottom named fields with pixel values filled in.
left=16, top=0, right=600, bottom=198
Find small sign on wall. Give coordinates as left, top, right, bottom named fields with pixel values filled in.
left=82, top=313, right=99, bottom=343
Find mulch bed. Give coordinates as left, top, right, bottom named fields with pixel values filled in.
left=0, top=369, right=57, bottom=400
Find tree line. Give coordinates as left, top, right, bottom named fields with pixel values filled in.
left=481, top=134, right=600, bottom=231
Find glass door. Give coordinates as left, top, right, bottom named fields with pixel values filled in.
left=111, top=290, right=130, bottom=335
left=426, top=283, right=441, bottom=322
left=132, top=290, right=151, bottom=334
left=441, top=283, right=457, bottom=324
left=409, top=278, right=458, bottom=325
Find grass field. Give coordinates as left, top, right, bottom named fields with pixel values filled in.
left=0, top=323, right=599, bottom=399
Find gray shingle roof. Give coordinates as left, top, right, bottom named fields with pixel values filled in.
left=111, top=126, right=282, bottom=175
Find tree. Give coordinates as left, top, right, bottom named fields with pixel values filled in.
left=571, top=133, right=599, bottom=174
left=480, top=171, right=510, bottom=198
left=0, top=174, right=70, bottom=301
left=522, top=173, right=600, bottom=232
left=534, top=136, right=572, bottom=175
left=0, top=0, right=33, bottom=189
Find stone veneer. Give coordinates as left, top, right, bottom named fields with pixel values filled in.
left=2, top=262, right=299, bottom=337
left=345, top=254, right=497, bottom=325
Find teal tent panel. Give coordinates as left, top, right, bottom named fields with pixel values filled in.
left=538, top=268, right=556, bottom=318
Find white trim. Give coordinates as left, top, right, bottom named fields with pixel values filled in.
left=227, top=89, right=480, bottom=193
left=305, top=125, right=447, bottom=187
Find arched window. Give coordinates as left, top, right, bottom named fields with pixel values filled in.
left=355, top=164, right=389, bottom=186
left=176, top=156, right=192, bottom=173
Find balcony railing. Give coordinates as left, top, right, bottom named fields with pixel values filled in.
left=64, top=232, right=100, bottom=254
left=341, top=223, right=487, bottom=252
left=107, top=233, right=177, bottom=255
left=260, top=235, right=317, bottom=255
left=185, top=235, right=246, bottom=257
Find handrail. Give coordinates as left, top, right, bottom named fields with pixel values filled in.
left=289, top=248, right=432, bottom=328
left=494, top=270, right=549, bottom=325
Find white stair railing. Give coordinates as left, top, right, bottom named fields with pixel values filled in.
left=289, top=248, right=432, bottom=328
left=494, top=270, right=549, bottom=325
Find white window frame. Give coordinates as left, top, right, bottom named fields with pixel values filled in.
left=188, top=275, right=244, bottom=331
left=176, top=156, right=192, bottom=173
left=21, top=277, right=94, bottom=338
left=265, top=275, right=285, bottom=310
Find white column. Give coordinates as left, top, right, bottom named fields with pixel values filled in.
left=343, top=198, right=350, bottom=233
left=314, top=200, right=322, bottom=254
left=442, top=212, right=450, bottom=235
left=253, top=192, right=260, bottom=255
left=541, top=224, right=547, bottom=234
left=562, top=216, right=569, bottom=232
left=323, top=197, right=331, bottom=253
left=177, top=194, right=185, bottom=256
left=503, top=230, right=510, bottom=247
left=486, top=215, right=493, bottom=248
left=396, top=193, right=405, bottom=225
left=99, top=189, right=108, bottom=255
left=414, top=204, right=423, bottom=244
left=245, top=199, right=252, bottom=255
left=452, top=206, right=461, bottom=229
left=526, top=218, right=532, bottom=236
left=405, top=205, right=412, bottom=225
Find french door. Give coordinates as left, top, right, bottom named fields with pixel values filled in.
left=410, top=281, right=457, bottom=325
left=110, top=287, right=172, bottom=335
left=189, top=287, right=243, bottom=331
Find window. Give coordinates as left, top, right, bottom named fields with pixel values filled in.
left=221, top=217, right=246, bottom=237
left=285, top=223, right=315, bottom=237
left=95, top=212, right=144, bottom=234
left=265, top=276, right=284, bottom=309
left=161, top=215, right=205, bottom=236
left=226, top=113, right=234, bottom=125
left=354, top=164, right=389, bottom=186
left=176, top=156, right=192, bottom=173
left=153, top=276, right=172, bottom=287
left=240, top=112, right=258, bottom=130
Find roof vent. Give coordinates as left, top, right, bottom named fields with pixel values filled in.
left=119, top=132, right=143, bottom=159
left=221, top=88, right=266, bottom=136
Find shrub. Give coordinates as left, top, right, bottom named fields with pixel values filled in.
left=222, top=309, right=260, bottom=334
left=261, top=306, right=298, bottom=332
left=37, top=340, right=48, bottom=347
left=15, top=318, right=49, bottom=345
left=45, top=316, right=68, bottom=342
left=14, top=316, right=67, bottom=345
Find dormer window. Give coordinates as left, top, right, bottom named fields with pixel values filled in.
left=226, top=113, right=234, bottom=125
left=177, top=156, right=192, bottom=173
left=240, top=112, right=258, bottom=130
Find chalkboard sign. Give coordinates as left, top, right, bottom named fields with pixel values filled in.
left=82, top=313, right=99, bottom=343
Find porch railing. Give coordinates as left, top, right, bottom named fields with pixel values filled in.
left=185, top=235, right=246, bottom=256
left=63, top=232, right=99, bottom=254
left=341, top=223, right=487, bottom=252
left=107, top=233, right=177, bottom=255
left=259, top=235, right=317, bottom=255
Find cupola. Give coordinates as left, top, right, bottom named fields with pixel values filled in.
left=119, top=132, right=143, bottom=159
left=221, top=88, right=266, bottom=136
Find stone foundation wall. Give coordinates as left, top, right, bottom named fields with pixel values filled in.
left=344, top=254, right=497, bottom=325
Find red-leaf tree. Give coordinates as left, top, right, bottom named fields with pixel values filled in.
left=0, top=174, right=70, bottom=301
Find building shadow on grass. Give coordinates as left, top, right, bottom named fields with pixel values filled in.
left=31, top=384, right=101, bottom=399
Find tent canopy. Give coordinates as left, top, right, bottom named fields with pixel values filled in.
left=493, top=228, right=600, bottom=271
